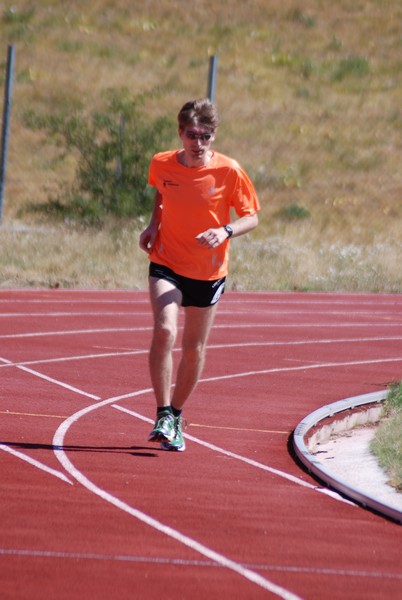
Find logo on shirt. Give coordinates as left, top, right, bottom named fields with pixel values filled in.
left=163, top=179, right=179, bottom=187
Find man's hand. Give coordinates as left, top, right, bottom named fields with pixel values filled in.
left=139, top=223, right=158, bottom=253
left=196, top=227, right=228, bottom=249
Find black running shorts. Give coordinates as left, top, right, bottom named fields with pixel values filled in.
left=149, top=262, right=225, bottom=308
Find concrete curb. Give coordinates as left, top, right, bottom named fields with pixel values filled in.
left=293, top=390, right=402, bottom=524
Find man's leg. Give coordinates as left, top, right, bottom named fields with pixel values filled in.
left=160, top=303, right=218, bottom=452
left=148, top=276, right=182, bottom=442
left=148, top=276, right=182, bottom=406
left=171, top=303, right=219, bottom=411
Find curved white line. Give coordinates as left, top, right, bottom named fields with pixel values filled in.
left=52, top=390, right=303, bottom=599
left=0, top=444, right=73, bottom=485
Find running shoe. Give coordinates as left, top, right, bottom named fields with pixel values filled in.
left=148, top=413, right=175, bottom=443
left=160, top=416, right=186, bottom=452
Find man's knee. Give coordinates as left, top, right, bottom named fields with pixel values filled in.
left=182, top=339, right=206, bottom=363
left=152, top=323, right=177, bottom=352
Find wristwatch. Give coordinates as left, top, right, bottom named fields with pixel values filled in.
left=223, top=224, right=233, bottom=239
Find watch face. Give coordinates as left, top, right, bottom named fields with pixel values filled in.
left=225, top=225, right=233, bottom=238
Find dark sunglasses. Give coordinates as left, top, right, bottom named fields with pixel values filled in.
left=185, top=131, right=213, bottom=142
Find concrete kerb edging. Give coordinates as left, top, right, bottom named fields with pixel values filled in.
left=293, top=390, right=402, bottom=524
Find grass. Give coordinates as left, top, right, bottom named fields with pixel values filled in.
left=371, top=382, right=402, bottom=492
left=0, top=0, right=402, bottom=290
left=0, top=222, right=148, bottom=289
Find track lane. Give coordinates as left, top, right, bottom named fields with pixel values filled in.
left=1, top=290, right=401, bottom=599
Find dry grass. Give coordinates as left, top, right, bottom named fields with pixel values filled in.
left=1, top=0, right=402, bottom=290
left=0, top=222, right=148, bottom=289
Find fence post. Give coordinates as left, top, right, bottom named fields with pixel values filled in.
left=0, top=45, right=15, bottom=223
left=207, top=54, right=218, bottom=102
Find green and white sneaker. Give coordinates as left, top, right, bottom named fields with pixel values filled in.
left=160, top=416, right=186, bottom=452
left=148, top=412, right=175, bottom=443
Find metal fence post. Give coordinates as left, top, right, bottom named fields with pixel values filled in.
left=0, top=45, right=15, bottom=223
left=207, top=54, right=218, bottom=102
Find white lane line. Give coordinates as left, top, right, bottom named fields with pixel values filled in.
left=0, top=546, right=219, bottom=566
left=0, top=327, right=151, bottom=340
left=0, top=444, right=73, bottom=485
left=3, top=352, right=401, bottom=405
left=0, top=296, right=399, bottom=307
left=0, top=349, right=148, bottom=368
left=214, top=322, right=402, bottom=329
left=0, top=291, right=399, bottom=306
left=5, top=344, right=394, bottom=592
left=2, top=335, right=402, bottom=369
left=17, top=365, right=100, bottom=399
left=0, top=312, right=151, bottom=318
left=1, top=309, right=400, bottom=317
left=2, top=547, right=401, bottom=579
left=0, top=357, right=98, bottom=484
left=1, top=321, right=402, bottom=341
left=112, top=403, right=352, bottom=507
left=0, top=298, right=148, bottom=304
left=2, top=353, right=396, bottom=512
left=198, top=356, right=402, bottom=385
left=112, top=404, right=318, bottom=491
left=0, top=356, right=101, bottom=400
left=4, top=351, right=400, bottom=487
left=52, top=391, right=302, bottom=600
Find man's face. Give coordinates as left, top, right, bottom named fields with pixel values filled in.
left=179, top=125, right=215, bottom=163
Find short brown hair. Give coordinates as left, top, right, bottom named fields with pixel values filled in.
left=177, top=98, right=219, bottom=132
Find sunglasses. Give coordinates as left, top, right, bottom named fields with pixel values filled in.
left=185, top=130, right=213, bottom=142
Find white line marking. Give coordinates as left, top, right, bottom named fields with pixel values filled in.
left=0, top=295, right=400, bottom=306
left=112, top=404, right=352, bottom=506
left=1, top=321, right=402, bottom=340
left=0, top=327, right=151, bottom=340
left=0, top=308, right=400, bottom=317
left=1, top=547, right=401, bottom=579
left=198, top=356, right=402, bottom=384
left=0, top=298, right=148, bottom=304
left=112, top=404, right=318, bottom=490
left=0, top=356, right=101, bottom=400
left=0, top=444, right=73, bottom=485
left=0, top=349, right=148, bottom=368
left=3, top=333, right=398, bottom=593
left=0, top=312, right=150, bottom=318
left=52, top=392, right=302, bottom=600
left=0, top=290, right=399, bottom=304
left=2, top=335, right=402, bottom=369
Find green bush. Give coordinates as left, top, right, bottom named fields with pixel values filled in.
left=332, top=55, right=370, bottom=81
left=23, top=91, right=174, bottom=223
left=275, top=203, right=311, bottom=222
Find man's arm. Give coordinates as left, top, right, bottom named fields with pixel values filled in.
left=139, top=190, right=162, bottom=253
left=196, top=213, right=259, bottom=249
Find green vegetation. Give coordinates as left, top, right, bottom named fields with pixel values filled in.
left=274, top=203, right=311, bottom=222
left=23, top=92, right=174, bottom=223
left=0, top=0, right=401, bottom=290
left=371, top=382, right=402, bottom=491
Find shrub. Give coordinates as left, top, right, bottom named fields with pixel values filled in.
left=275, top=203, right=311, bottom=222
left=332, top=55, right=370, bottom=81
left=23, top=91, right=175, bottom=223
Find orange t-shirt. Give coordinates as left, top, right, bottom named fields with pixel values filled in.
left=148, top=150, right=260, bottom=280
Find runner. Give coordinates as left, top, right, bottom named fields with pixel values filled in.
left=139, top=98, right=260, bottom=451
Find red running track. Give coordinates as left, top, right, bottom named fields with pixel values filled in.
left=0, top=289, right=401, bottom=600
